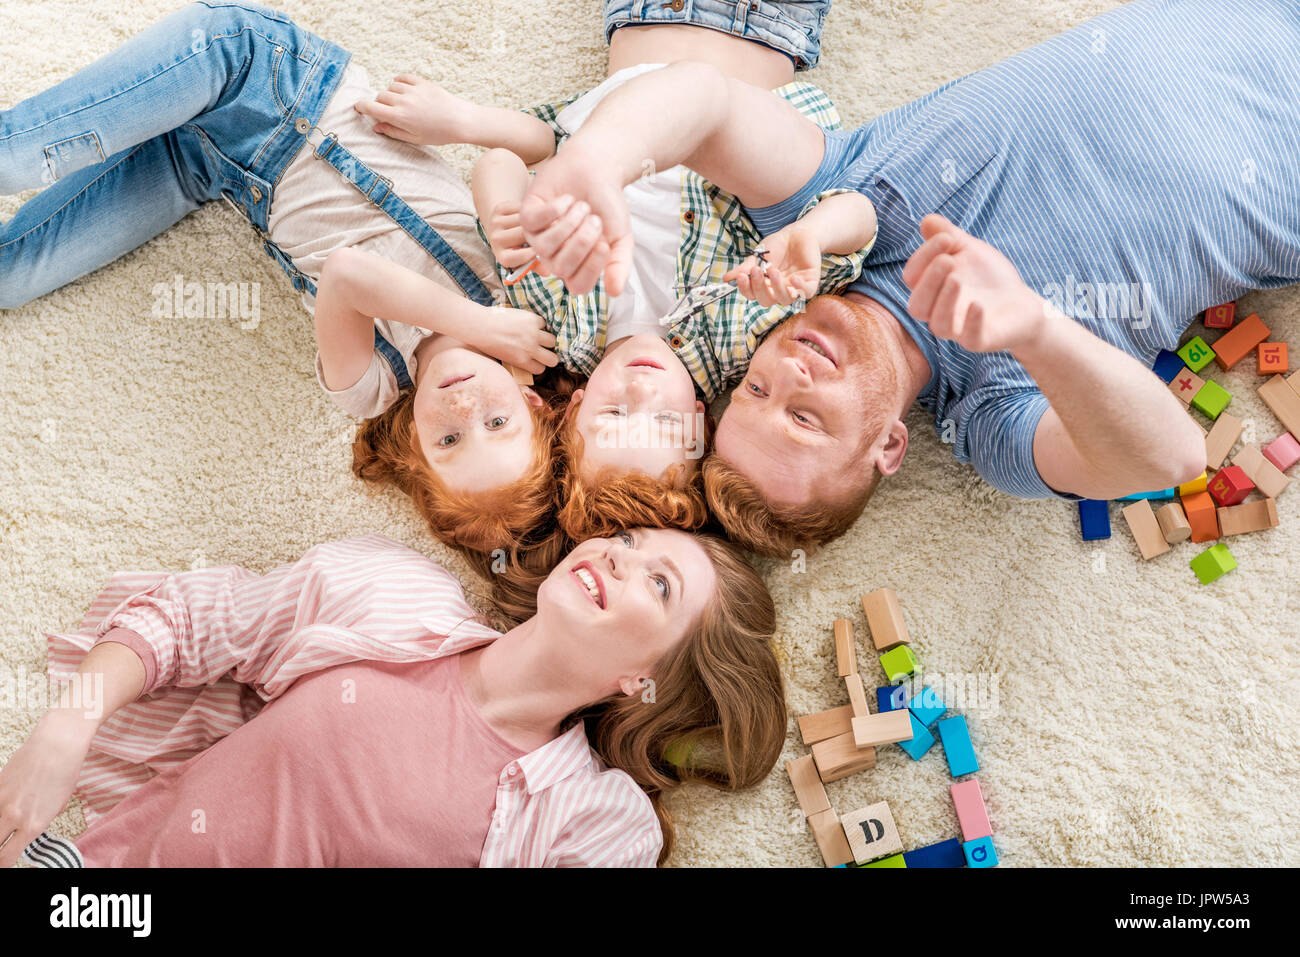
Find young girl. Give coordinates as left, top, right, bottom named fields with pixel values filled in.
left=0, top=530, right=786, bottom=867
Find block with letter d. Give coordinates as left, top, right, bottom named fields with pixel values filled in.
left=841, top=801, right=903, bottom=865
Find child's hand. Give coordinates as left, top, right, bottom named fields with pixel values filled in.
left=463, top=307, right=560, bottom=375
left=484, top=201, right=536, bottom=271
left=902, top=214, right=1048, bottom=354
left=353, top=75, right=474, bottom=146
left=723, top=226, right=822, bottom=307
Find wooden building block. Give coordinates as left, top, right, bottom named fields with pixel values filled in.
left=1168, top=367, right=1205, bottom=405
left=1177, top=336, right=1216, bottom=373
left=1260, top=375, right=1300, bottom=437
left=1204, top=302, right=1236, bottom=330
left=879, top=645, right=919, bottom=682
left=1263, top=432, right=1300, bottom=472
left=950, top=780, right=993, bottom=842
left=963, top=836, right=999, bottom=868
left=844, top=672, right=870, bottom=718
left=862, top=853, right=906, bottom=868
left=506, top=364, right=534, bottom=385
left=1077, top=499, right=1110, bottom=540
left=1180, top=490, right=1219, bottom=543
left=936, top=715, right=979, bottom=777
left=1217, top=498, right=1279, bottom=537
left=1213, top=313, right=1270, bottom=371
left=1259, top=341, right=1289, bottom=375
left=808, top=808, right=855, bottom=867
left=898, top=712, right=937, bottom=761
left=1156, top=501, right=1192, bottom=543
left=1120, top=500, right=1171, bottom=560
left=811, top=731, right=877, bottom=783
left=841, top=802, right=904, bottom=865
left=797, top=704, right=854, bottom=746
left=860, top=587, right=909, bottom=651
left=1204, top=412, right=1243, bottom=470
left=1191, top=380, right=1231, bottom=420
left=903, top=837, right=966, bottom=869
left=785, top=755, right=831, bottom=818
left=1178, top=471, right=1208, bottom=496
left=852, top=710, right=914, bottom=749
left=907, top=685, right=947, bottom=727
left=1190, top=543, right=1237, bottom=585
left=833, top=619, right=857, bottom=677
left=1207, top=465, right=1254, bottom=507
left=1232, top=444, right=1291, bottom=498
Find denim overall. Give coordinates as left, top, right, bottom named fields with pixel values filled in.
left=0, top=1, right=496, bottom=389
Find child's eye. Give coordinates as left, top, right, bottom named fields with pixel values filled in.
left=438, top=433, right=460, bottom=447
left=655, top=411, right=683, bottom=423
left=487, top=416, right=509, bottom=429
left=618, top=531, right=634, bottom=547
left=652, top=574, right=670, bottom=600
left=792, top=411, right=810, bottom=424
left=604, top=407, right=625, bottom=417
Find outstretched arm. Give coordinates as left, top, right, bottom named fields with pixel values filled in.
left=903, top=215, right=1204, bottom=498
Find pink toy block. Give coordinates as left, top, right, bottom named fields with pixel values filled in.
left=1263, top=432, right=1300, bottom=473
left=950, top=779, right=993, bottom=842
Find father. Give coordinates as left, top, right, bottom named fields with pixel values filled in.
left=519, top=0, right=1298, bottom=554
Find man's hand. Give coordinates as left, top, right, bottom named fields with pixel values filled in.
left=724, top=226, right=822, bottom=307
left=354, top=75, right=474, bottom=146
left=902, top=214, right=1048, bottom=353
left=462, top=306, right=559, bottom=375
left=484, top=201, right=536, bottom=272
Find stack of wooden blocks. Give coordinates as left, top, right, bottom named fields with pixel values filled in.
left=786, top=587, right=997, bottom=868
left=1078, top=302, right=1298, bottom=585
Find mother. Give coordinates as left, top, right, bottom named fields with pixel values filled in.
left=0, top=531, right=785, bottom=867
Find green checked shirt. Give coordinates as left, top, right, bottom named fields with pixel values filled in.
left=492, top=79, right=873, bottom=402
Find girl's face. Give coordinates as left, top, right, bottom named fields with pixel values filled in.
left=572, top=335, right=707, bottom=484
left=536, top=528, right=718, bottom=697
left=413, top=341, right=542, bottom=492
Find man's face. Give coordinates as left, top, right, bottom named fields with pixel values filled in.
left=714, top=296, right=897, bottom=507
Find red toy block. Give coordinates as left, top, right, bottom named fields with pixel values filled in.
left=1207, top=466, right=1254, bottom=507
left=1263, top=432, right=1300, bottom=472
left=1259, top=342, right=1289, bottom=376
left=1213, top=313, right=1270, bottom=371
left=1204, top=302, right=1236, bottom=330
left=1180, top=490, right=1220, bottom=543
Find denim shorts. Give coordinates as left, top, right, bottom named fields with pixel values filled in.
left=603, top=0, right=830, bottom=70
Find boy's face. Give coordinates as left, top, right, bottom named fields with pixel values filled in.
left=572, top=334, right=707, bottom=483
left=413, top=342, right=542, bottom=491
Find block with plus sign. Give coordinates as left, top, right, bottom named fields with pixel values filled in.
left=1168, top=367, right=1205, bottom=404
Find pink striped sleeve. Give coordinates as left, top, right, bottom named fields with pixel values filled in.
left=544, top=772, right=662, bottom=868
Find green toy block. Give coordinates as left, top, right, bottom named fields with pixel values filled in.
left=879, top=645, right=919, bottom=682
left=860, top=853, right=906, bottom=868
left=1177, top=335, right=1216, bottom=373
left=1190, top=543, right=1237, bottom=584
left=1191, top=380, right=1231, bottom=420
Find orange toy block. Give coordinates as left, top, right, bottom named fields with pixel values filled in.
left=833, top=619, right=857, bottom=677
left=1204, top=302, right=1236, bottom=330
left=1181, top=490, right=1220, bottom=543
left=1120, top=500, right=1171, bottom=560
left=1259, top=342, right=1289, bottom=376
left=1168, top=367, right=1205, bottom=405
left=1213, top=313, right=1270, bottom=371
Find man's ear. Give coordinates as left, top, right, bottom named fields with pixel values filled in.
left=570, top=388, right=584, bottom=406
left=875, top=420, right=909, bottom=476
left=521, top=386, right=544, bottom=408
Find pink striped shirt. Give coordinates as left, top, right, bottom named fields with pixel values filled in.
left=46, top=535, right=662, bottom=867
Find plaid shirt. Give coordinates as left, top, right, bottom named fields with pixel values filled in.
left=495, top=81, right=872, bottom=401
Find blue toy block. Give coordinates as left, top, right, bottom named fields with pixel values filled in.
left=903, top=837, right=966, bottom=869
left=877, top=685, right=908, bottom=713
left=1152, top=349, right=1184, bottom=384
left=937, top=715, right=979, bottom=777
left=1078, top=499, right=1111, bottom=541
left=907, top=685, right=946, bottom=727
left=1116, top=488, right=1176, bottom=502
left=897, top=712, right=935, bottom=760
left=963, top=836, right=998, bottom=868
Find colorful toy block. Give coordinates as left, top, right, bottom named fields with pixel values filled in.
left=833, top=619, right=856, bottom=677
left=1156, top=501, right=1192, bottom=543
left=797, top=704, right=854, bottom=746
left=1207, top=465, right=1254, bottom=507
left=1180, top=490, right=1220, bottom=543
left=877, top=685, right=908, bottom=713
left=1152, top=348, right=1186, bottom=383
left=879, top=645, right=919, bottom=682
left=1217, top=499, right=1279, bottom=537
left=786, top=755, right=832, bottom=817
left=1116, top=488, right=1176, bottom=502
left=1204, top=302, right=1236, bottom=330
left=808, top=807, right=855, bottom=867
left=1178, top=471, right=1208, bottom=496
left=1213, top=313, right=1270, bottom=371
left=841, top=802, right=904, bottom=865
left=907, top=685, right=946, bottom=727
left=1191, top=380, right=1232, bottom=420
left=1263, top=432, right=1300, bottom=472
left=936, top=715, right=979, bottom=777
left=903, top=837, right=966, bottom=869
left=1260, top=375, right=1300, bottom=438
left=950, top=780, right=993, bottom=842
left=1168, top=367, right=1206, bottom=404
left=852, top=710, right=914, bottom=749
left=1259, top=341, right=1289, bottom=375
left=897, top=712, right=936, bottom=761
left=963, top=836, right=999, bottom=868
left=1190, top=543, right=1237, bottom=585
left=844, top=672, right=870, bottom=718
left=1204, top=412, right=1243, bottom=470
left=1120, top=499, right=1171, bottom=560
left=1232, top=444, right=1291, bottom=498
left=811, top=731, right=876, bottom=783
left=860, top=853, right=906, bottom=868
left=1177, top=336, right=1216, bottom=373
left=860, top=587, right=909, bottom=651
left=1077, top=499, right=1110, bottom=540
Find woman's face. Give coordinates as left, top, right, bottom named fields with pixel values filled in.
left=537, top=528, right=718, bottom=697
left=413, top=341, right=542, bottom=492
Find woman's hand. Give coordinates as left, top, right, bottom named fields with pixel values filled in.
left=354, top=75, right=475, bottom=146
left=462, top=307, right=559, bottom=376
left=0, top=710, right=95, bottom=867
left=484, top=201, right=537, bottom=272
left=724, top=226, right=822, bottom=307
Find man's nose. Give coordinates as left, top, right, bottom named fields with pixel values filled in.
left=780, top=354, right=814, bottom=388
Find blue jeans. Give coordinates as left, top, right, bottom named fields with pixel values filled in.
left=603, top=0, right=831, bottom=70
left=0, top=0, right=494, bottom=331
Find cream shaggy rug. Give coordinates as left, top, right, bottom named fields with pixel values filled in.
left=3, top=0, right=1297, bottom=867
